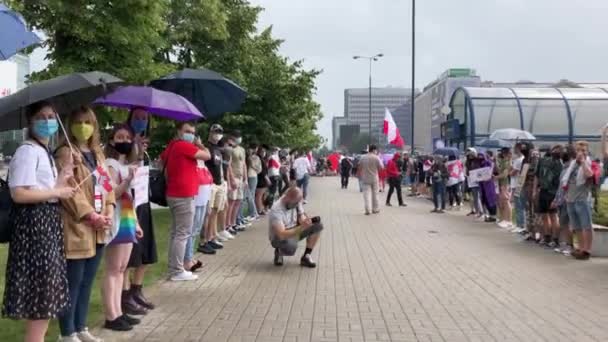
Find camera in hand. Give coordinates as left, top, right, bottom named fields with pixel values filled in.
left=311, top=216, right=321, bottom=224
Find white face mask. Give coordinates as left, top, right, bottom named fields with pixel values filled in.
left=212, top=133, right=223, bottom=142
left=235, top=137, right=242, bottom=145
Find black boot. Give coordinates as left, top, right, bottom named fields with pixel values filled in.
left=121, top=290, right=148, bottom=315
left=131, top=284, right=155, bottom=310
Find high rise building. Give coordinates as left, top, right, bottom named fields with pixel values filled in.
left=0, top=54, right=30, bottom=151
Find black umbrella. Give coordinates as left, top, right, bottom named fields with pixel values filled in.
left=0, top=71, right=123, bottom=131
left=149, top=68, right=247, bottom=119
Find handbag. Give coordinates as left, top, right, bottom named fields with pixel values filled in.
left=149, top=144, right=175, bottom=207
left=0, top=177, right=14, bottom=243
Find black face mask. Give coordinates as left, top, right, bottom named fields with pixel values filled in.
left=113, top=142, right=133, bottom=155
left=561, top=153, right=570, bottom=163
left=552, top=152, right=561, bottom=159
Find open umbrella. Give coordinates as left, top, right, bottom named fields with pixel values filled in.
left=149, top=68, right=247, bottom=119
left=433, top=147, right=460, bottom=158
left=489, top=128, right=535, bottom=141
left=0, top=4, right=41, bottom=60
left=0, top=71, right=123, bottom=131
left=477, top=138, right=512, bottom=149
left=93, top=86, right=204, bottom=121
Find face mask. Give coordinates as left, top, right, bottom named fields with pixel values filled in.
left=211, top=133, right=223, bottom=142
left=71, top=123, right=94, bottom=142
left=182, top=133, right=195, bottom=143
left=32, top=119, right=59, bottom=138
left=113, top=142, right=133, bottom=155
left=131, top=119, right=148, bottom=134
left=285, top=201, right=298, bottom=209
left=235, top=137, right=242, bottom=145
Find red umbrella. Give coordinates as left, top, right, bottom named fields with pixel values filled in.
left=327, top=153, right=341, bottom=172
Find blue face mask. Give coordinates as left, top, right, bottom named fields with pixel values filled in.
left=131, top=119, right=148, bottom=134
left=33, top=119, right=59, bottom=138
left=182, top=133, right=195, bottom=143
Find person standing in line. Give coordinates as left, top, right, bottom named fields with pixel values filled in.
left=56, top=107, right=114, bottom=342
left=510, top=143, right=526, bottom=232
left=160, top=122, right=210, bottom=282
left=357, top=145, right=383, bottom=215
left=226, top=131, right=248, bottom=232
left=102, top=124, right=144, bottom=331
left=496, top=147, right=513, bottom=229
left=534, top=145, right=563, bottom=247
left=293, top=151, right=312, bottom=202
left=446, top=155, right=464, bottom=210
left=465, top=148, right=483, bottom=217
left=2, top=101, right=75, bottom=342
left=478, top=152, right=498, bottom=223
left=430, top=156, right=449, bottom=213
left=552, top=145, right=576, bottom=255
left=520, top=142, right=539, bottom=241
left=245, top=144, right=261, bottom=220
left=122, top=108, right=158, bottom=316
left=564, top=141, right=595, bottom=260
left=190, top=161, right=214, bottom=258
left=255, top=146, right=270, bottom=215
left=267, top=147, right=281, bottom=205
left=385, top=153, right=406, bottom=207
left=340, top=156, right=353, bottom=189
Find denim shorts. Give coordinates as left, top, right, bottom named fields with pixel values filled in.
left=566, top=200, right=592, bottom=230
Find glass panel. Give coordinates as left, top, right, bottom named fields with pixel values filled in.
left=519, top=99, right=569, bottom=135
left=511, top=88, right=562, bottom=99
left=470, top=99, right=520, bottom=135
left=559, top=88, right=608, bottom=100
left=568, top=100, right=608, bottom=135
left=465, top=87, right=515, bottom=99
left=451, top=89, right=466, bottom=123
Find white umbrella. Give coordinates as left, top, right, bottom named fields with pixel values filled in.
left=489, top=128, right=536, bottom=141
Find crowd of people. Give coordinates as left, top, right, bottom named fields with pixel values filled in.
left=1, top=101, right=322, bottom=342
left=337, top=136, right=606, bottom=263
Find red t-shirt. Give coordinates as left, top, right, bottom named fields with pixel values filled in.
left=161, top=140, right=199, bottom=197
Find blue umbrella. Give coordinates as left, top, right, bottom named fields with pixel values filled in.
left=433, top=147, right=460, bottom=158
left=149, top=68, right=247, bottom=119
left=477, top=138, right=512, bottom=149
left=0, top=4, right=41, bottom=60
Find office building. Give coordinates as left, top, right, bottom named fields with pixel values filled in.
left=0, top=54, right=30, bottom=150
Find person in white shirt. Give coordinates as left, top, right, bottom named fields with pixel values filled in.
left=293, top=151, right=312, bottom=203
left=3, top=100, right=76, bottom=342
left=511, top=143, right=525, bottom=230
left=267, top=147, right=281, bottom=204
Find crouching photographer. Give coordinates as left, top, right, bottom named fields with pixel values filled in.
left=268, top=186, right=323, bottom=267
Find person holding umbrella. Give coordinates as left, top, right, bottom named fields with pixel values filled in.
left=121, top=108, right=158, bottom=315
left=1, top=101, right=76, bottom=342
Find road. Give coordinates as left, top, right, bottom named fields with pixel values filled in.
left=97, top=176, right=608, bottom=342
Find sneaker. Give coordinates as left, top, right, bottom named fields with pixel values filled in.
left=58, top=334, right=83, bottom=342
left=227, top=227, right=238, bottom=235
left=547, top=241, right=557, bottom=249
left=372, top=210, right=380, bottom=214
left=364, top=211, right=371, bottom=215
left=562, top=246, right=573, bottom=256
left=216, top=234, right=228, bottom=242
left=219, top=230, right=234, bottom=240
left=170, top=271, right=198, bottom=282
left=104, top=318, right=132, bottom=332
left=274, top=249, right=284, bottom=266
left=77, top=328, right=103, bottom=342
left=300, top=254, right=317, bottom=268
left=235, top=224, right=246, bottom=232
left=399, top=203, right=407, bottom=207
left=208, top=240, right=224, bottom=249
left=197, top=242, right=217, bottom=254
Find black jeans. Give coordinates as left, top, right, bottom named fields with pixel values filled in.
left=386, top=177, right=403, bottom=205
left=279, top=174, right=289, bottom=195
left=447, top=184, right=461, bottom=206
left=340, top=172, right=350, bottom=188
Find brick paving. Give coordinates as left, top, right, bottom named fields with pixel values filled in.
left=97, top=177, right=608, bottom=342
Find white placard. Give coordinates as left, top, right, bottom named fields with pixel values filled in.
left=132, top=165, right=149, bottom=208
left=468, top=166, right=493, bottom=183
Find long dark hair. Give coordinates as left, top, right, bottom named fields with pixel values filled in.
left=25, top=100, right=56, bottom=140
left=103, top=123, right=138, bottom=163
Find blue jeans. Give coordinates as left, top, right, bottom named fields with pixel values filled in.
left=514, top=192, right=526, bottom=228
left=296, top=174, right=310, bottom=200
left=242, top=176, right=258, bottom=218
left=471, top=187, right=482, bottom=214
left=59, top=245, right=104, bottom=336
left=567, top=200, right=593, bottom=230
left=432, top=182, right=446, bottom=210
left=185, top=204, right=207, bottom=263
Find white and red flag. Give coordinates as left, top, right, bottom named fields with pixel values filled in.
left=383, top=108, right=404, bottom=147
left=93, top=166, right=113, bottom=194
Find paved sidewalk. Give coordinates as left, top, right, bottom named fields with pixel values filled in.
left=97, top=177, right=608, bottom=342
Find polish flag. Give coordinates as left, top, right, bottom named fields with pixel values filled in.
left=383, top=108, right=404, bottom=147
left=93, top=166, right=113, bottom=194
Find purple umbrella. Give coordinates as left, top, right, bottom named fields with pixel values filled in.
left=381, top=153, right=392, bottom=165
left=93, top=86, right=204, bottom=121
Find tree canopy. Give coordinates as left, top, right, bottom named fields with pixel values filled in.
left=10, top=0, right=323, bottom=156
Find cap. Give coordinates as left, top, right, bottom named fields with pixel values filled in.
left=209, top=124, right=223, bottom=133
left=466, top=147, right=477, bottom=155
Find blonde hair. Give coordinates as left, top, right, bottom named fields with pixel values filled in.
left=575, top=140, right=589, bottom=150
left=63, top=106, right=103, bottom=157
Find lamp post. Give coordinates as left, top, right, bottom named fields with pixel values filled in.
left=410, top=0, right=416, bottom=151
left=353, top=53, right=383, bottom=145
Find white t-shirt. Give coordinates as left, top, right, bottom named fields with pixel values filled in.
left=293, top=157, right=311, bottom=180
left=194, top=184, right=212, bottom=207
left=510, top=155, right=524, bottom=189
left=268, top=198, right=304, bottom=240
left=9, top=142, right=57, bottom=191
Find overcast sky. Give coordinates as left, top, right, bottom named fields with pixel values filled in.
left=249, top=0, right=608, bottom=144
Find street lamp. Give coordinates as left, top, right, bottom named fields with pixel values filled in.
left=353, top=53, right=383, bottom=145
